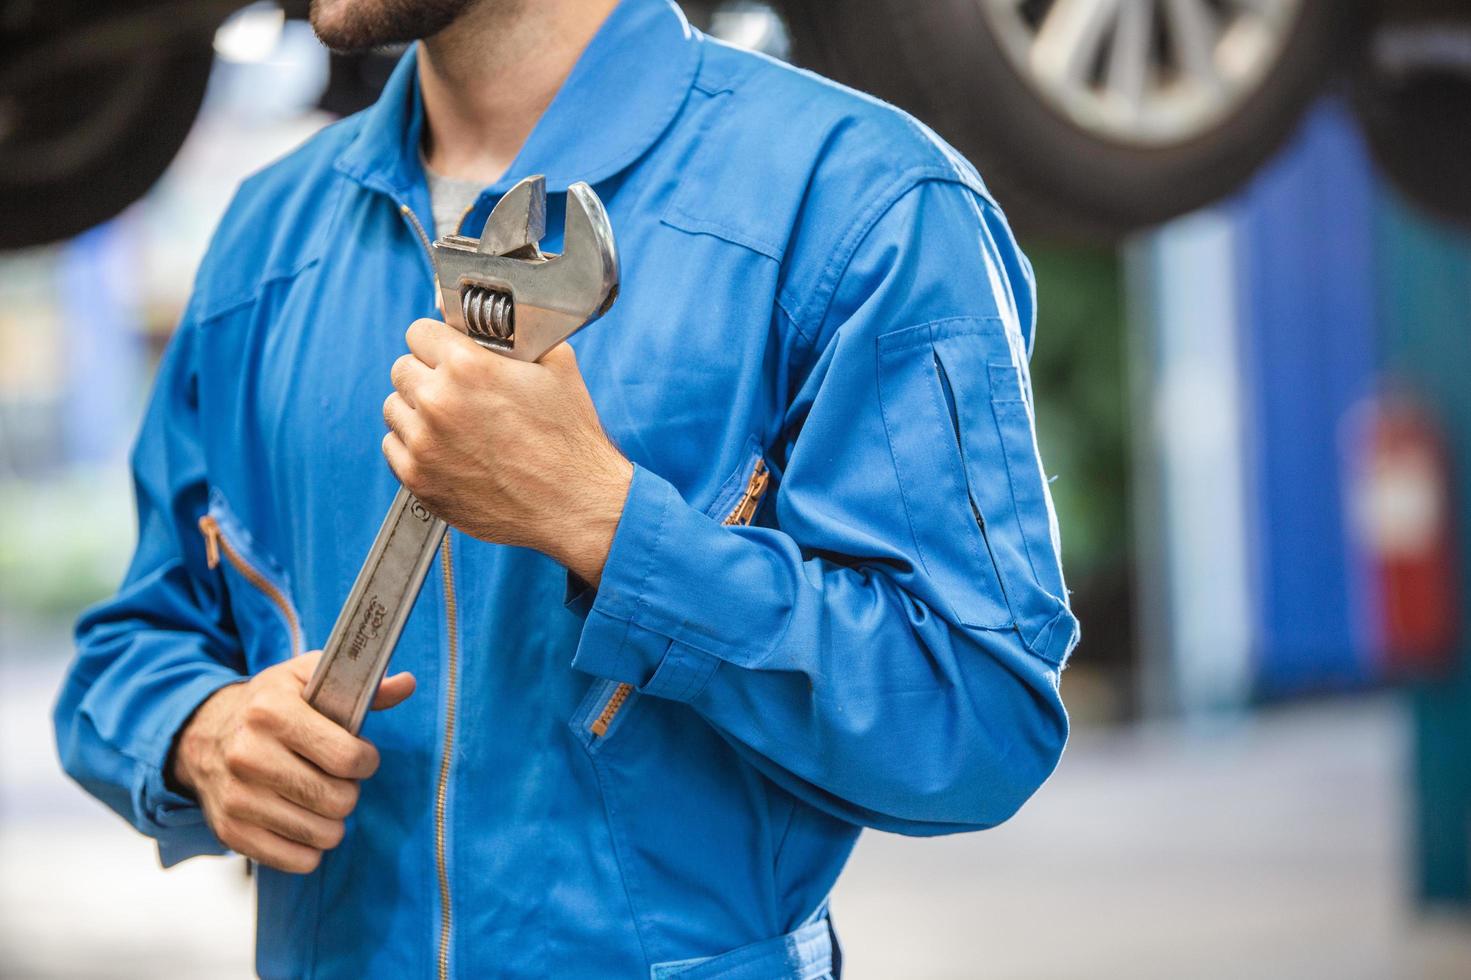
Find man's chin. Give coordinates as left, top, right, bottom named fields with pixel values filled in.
left=309, top=0, right=476, bottom=53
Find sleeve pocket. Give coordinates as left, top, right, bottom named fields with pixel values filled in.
left=933, top=329, right=1074, bottom=664
left=876, top=322, right=1012, bottom=631
left=878, top=318, right=1074, bottom=664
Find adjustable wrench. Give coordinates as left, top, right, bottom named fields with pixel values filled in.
left=303, top=175, right=619, bottom=734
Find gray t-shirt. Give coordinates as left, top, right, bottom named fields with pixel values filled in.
left=422, top=159, right=485, bottom=240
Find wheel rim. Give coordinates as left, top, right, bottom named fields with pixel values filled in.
left=979, top=0, right=1305, bottom=146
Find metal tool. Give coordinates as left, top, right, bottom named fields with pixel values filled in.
left=303, top=175, right=619, bottom=734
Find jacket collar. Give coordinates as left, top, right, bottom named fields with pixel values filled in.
left=334, top=0, right=702, bottom=205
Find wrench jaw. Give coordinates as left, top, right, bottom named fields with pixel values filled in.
left=477, top=173, right=546, bottom=258
left=432, top=175, right=619, bottom=363
left=307, top=177, right=620, bottom=733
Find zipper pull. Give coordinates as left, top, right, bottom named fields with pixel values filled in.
left=198, top=515, right=222, bottom=570
left=727, top=460, right=770, bottom=528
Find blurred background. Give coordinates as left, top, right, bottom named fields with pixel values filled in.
left=3, top=0, right=1471, bottom=976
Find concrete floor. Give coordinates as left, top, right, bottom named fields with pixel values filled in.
left=4, top=640, right=1470, bottom=978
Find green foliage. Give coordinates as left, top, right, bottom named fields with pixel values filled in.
left=1024, top=244, right=1131, bottom=577
left=0, top=469, right=134, bottom=620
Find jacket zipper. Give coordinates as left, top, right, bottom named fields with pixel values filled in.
left=589, top=458, right=770, bottom=738
left=197, top=514, right=303, bottom=656
left=400, top=200, right=476, bottom=312
left=400, top=199, right=465, bottom=980
left=434, top=536, right=459, bottom=980
left=932, top=352, right=1014, bottom=611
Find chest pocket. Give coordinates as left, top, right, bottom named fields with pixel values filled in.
left=877, top=317, right=1072, bottom=664
left=198, top=490, right=303, bottom=668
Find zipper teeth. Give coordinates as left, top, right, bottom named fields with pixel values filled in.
left=400, top=204, right=446, bottom=316
left=400, top=202, right=434, bottom=252
left=589, top=457, right=770, bottom=738
left=727, top=460, right=769, bottom=528
left=589, top=682, right=632, bottom=737
left=456, top=200, right=476, bottom=235
left=399, top=198, right=458, bottom=980
left=198, top=515, right=303, bottom=656
left=435, top=535, right=459, bottom=980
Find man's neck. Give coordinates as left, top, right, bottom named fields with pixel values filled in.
left=418, top=0, right=620, bottom=186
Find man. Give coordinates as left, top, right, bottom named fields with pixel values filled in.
left=54, top=0, right=1078, bottom=976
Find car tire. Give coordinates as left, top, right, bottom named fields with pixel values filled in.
left=1351, top=16, right=1471, bottom=230
left=0, top=45, right=214, bottom=250
left=779, top=0, right=1363, bottom=242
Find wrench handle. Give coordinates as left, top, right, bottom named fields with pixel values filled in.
left=304, top=486, right=446, bottom=734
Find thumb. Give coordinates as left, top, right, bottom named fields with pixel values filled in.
left=372, top=671, right=417, bottom=711
left=283, top=650, right=324, bottom=686
left=540, top=341, right=578, bottom=374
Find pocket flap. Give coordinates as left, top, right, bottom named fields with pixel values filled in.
left=650, top=919, right=832, bottom=980
left=932, top=332, right=1072, bottom=663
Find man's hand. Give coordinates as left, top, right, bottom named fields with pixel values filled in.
left=382, top=319, right=634, bottom=586
left=171, top=652, right=415, bottom=874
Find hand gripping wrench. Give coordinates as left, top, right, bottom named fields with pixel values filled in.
left=303, top=175, right=619, bottom=734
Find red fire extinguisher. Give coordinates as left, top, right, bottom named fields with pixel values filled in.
left=1347, top=391, right=1460, bottom=676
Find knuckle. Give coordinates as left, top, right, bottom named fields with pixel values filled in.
left=322, top=820, right=346, bottom=849
left=417, top=381, right=447, bottom=416
left=213, top=817, right=240, bottom=847
left=445, top=348, right=476, bottom=379
left=355, top=742, right=380, bottom=777
left=292, top=773, right=326, bottom=810
left=390, top=354, right=415, bottom=388
left=326, top=745, right=358, bottom=778
left=242, top=697, right=277, bottom=731
left=222, top=741, right=251, bottom=775
left=288, top=818, right=318, bottom=847
left=291, top=850, right=323, bottom=875
left=330, top=782, right=360, bottom=819
left=219, top=783, right=250, bottom=817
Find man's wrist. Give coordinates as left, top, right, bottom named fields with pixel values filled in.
left=166, top=680, right=239, bottom=798
left=555, top=452, right=633, bottom=587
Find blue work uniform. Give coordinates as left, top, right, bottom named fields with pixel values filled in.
left=54, top=1, right=1078, bottom=976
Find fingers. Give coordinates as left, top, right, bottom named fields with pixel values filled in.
left=540, top=341, right=578, bottom=373
left=373, top=671, right=416, bottom=711
left=217, top=817, right=324, bottom=876
left=382, top=391, right=426, bottom=446
left=405, top=318, right=475, bottom=369
left=270, top=695, right=380, bottom=780
left=231, top=663, right=374, bottom=782
left=229, top=735, right=359, bottom=819
left=382, top=431, right=417, bottom=489
left=216, top=780, right=345, bottom=851
left=285, top=649, right=323, bottom=681
left=389, top=354, right=434, bottom=407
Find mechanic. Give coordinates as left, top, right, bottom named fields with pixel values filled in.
left=54, top=0, right=1078, bottom=976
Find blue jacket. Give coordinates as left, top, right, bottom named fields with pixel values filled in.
left=55, top=1, right=1077, bottom=976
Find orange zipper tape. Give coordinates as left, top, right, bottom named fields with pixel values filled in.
left=590, top=458, right=770, bottom=737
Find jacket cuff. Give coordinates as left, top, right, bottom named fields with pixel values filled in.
left=133, top=669, right=242, bottom=866
left=571, top=464, right=786, bottom=702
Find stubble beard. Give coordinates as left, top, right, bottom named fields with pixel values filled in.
left=309, top=0, right=481, bottom=53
